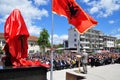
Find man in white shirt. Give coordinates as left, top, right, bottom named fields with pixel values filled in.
left=81, top=49, right=88, bottom=74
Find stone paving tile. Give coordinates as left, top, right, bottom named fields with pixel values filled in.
left=47, top=64, right=120, bottom=80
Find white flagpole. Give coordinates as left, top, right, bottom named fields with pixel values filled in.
left=77, top=32, right=80, bottom=53
left=50, top=4, right=54, bottom=80
left=77, top=32, right=81, bottom=73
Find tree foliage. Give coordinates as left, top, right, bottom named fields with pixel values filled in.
left=53, top=44, right=63, bottom=48
left=37, top=28, right=50, bottom=53
left=0, top=47, right=3, bottom=54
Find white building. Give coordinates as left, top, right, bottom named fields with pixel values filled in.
left=66, top=27, right=117, bottom=53
left=27, top=36, right=40, bottom=53
left=103, top=35, right=117, bottom=50
left=0, top=33, right=40, bottom=54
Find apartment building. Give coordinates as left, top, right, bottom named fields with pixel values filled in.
left=103, top=35, right=117, bottom=50
left=67, top=27, right=117, bottom=52
left=0, top=33, right=40, bottom=53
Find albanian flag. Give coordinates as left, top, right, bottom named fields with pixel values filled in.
left=52, top=0, right=98, bottom=34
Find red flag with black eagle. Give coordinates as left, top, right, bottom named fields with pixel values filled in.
left=52, top=0, right=98, bottom=34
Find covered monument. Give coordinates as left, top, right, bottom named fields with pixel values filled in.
left=0, top=9, right=49, bottom=80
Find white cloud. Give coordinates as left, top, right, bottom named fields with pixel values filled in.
left=117, top=28, right=120, bottom=32
left=90, top=7, right=99, bottom=14
left=28, top=25, right=42, bottom=36
left=114, top=34, right=120, bottom=39
left=112, top=27, right=120, bottom=34
left=111, top=27, right=120, bottom=38
left=109, top=20, right=115, bottom=24
left=0, top=18, right=5, bottom=23
left=50, top=34, right=68, bottom=44
left=82, top=0, right=120, bottom=17
left=34, top=0, right=49, bottom=6
left=0, top=0, right=49, bottom=35
left=83, top=0, right=90, bottom=3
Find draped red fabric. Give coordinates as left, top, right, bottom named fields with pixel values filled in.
left=4, top=9, right=29, bottom=59
left=3, top=9, right=50, bottom=68
left=52, top=0, right=98, bottom=34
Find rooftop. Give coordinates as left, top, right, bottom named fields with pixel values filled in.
left=0, top=32, right=38, bottom=41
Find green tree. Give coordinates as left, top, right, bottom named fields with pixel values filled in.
left=53, top=44, right=63, bottom=48
left=37, top=28, right=50, bottom=53
left=0, top=47, right=3, bottom=54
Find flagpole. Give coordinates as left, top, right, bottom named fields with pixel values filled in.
left=77, top=32, right=80, bottom=53
left=77, top=31, right=82, bottom=73
left=50, top=6, right=54, bottom=80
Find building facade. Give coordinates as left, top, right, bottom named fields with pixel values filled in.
left=67, top=27, right=117, bottom=53
left=0, top=33, right=40, bottom=54
left=103, top=35, right=117, bottom=50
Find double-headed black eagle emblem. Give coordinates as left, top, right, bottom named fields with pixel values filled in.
left=66, top=1, right=79, bottom=19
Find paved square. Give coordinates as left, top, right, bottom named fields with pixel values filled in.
left=47, top=64, right=120, bottom=80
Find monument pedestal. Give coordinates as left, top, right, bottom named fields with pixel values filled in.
left=0, top=66, right=48, bottom=80
left=66, top=71, right=85, bottom=80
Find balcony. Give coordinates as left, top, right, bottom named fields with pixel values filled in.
left=80, top=41, right=89, bottom=44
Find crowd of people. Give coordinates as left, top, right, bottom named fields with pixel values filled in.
left=28, top=51, right=120, bottom=71
left=88, top=52, right=120, bottom=67
left=0, top=50, right=120, bottom=71
left=28, top=52, right=79, bottom=70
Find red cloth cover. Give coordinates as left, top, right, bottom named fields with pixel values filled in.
left=4, top=9, right=29, bottom=59
left=3, top=9, right=50, bottom=68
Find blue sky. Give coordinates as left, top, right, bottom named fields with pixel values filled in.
left=0, top=0, right=120, bottom=44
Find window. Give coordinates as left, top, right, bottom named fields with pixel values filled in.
left=30, top=43, right=34, bottom=46
left=74, top=34, right=76, bottom=37
left=74, top=44, right=77, bottom=47
left=74, top=39, right=77, bottom=42
left=29, top=50, right=34, bottom=53
left=2, top=40, right=6, bottom=46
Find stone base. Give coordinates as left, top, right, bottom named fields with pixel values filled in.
left=0, top=66, right=48, bottom=80
left=66, top=70, right=85, bottom=80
